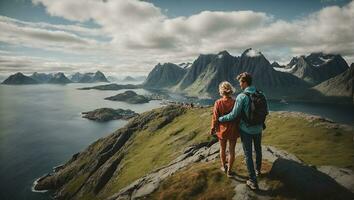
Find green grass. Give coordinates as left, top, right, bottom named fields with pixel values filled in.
left=61, top=107, right=353, bottom=199
left=263, top=112, right=354, bottom=169
left=98, top=108, right=214, bottom=198
left=149, top=156, right=280, bottom=200
left=148, top=161, right=235, bottom=200
left=64, top=173, right=89, bottom=196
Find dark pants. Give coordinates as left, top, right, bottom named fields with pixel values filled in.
left=240, top=130, right=262, bottom=183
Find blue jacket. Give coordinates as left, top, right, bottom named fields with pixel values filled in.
left=218, top=86, right=264, bottom=134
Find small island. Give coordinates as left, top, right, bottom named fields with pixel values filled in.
left=81, top=108, right=138, bottom=122
left=104, top=90, right=150, bottom=104
left=78, top=83, right=142, bottom=90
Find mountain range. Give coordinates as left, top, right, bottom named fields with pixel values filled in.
left=144, top=49, right=312, bottom=99
left=1, top=72, right=39, bottom=85
left=142, top=49, right=351, bottom=103
left=2, top=71, right=109, bottom=84
left=274, top=53, right=349, bottom=85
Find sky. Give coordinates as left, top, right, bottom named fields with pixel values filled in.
left=0, top=0, right=353, bottom=76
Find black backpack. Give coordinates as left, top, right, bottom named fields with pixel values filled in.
left=241, top=90, right=269, bottom=129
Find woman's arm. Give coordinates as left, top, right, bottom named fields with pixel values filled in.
left=210, top=101, right=219, bottom=135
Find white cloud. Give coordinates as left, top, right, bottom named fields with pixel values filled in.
left=1, top=0, right=353, bottom=75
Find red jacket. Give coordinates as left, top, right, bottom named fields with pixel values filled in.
left=211, top=96, right=240, bottom=140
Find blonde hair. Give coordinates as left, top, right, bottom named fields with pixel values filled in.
left=219, top=81, right=234, bottom=97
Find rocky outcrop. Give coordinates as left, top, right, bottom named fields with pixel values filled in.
left=78, top=83, right=142, bottom=90
left=104, top=91, right=150, bottom=104
left=317, top=165, right=354, bottom=193
left=81, top=108, right=138, bottom=122
left=1, top=72, right=39, bottom=84
left=107, top=140, right=219, bottom=200
left=107, top=142, right=354, bottom=200
left=143, top=63, right=186, bottom=89
left=270, top=158, right=354, bottom=200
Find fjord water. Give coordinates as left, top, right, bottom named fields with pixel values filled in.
left=0, top=83, right=353, bottom=200
left=0, top=83, right=161, bottom=200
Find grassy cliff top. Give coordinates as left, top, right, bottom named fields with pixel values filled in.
left=37, top=105, right=354, bottom=199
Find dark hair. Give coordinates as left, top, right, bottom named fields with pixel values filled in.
left=236, top=72, right=252, bottom=86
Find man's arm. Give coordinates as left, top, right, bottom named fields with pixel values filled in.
left=218, top=95, right=243, bottom=122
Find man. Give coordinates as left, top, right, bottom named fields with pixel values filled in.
left=218, top=72, right=267, bottom=190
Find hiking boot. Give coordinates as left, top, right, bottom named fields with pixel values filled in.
left=220, top=165, right=228, bottom=173
left=227, top=170, right=235, bottom=178
left=246, top=179, right=258, bottom=190
left=256, top=169, right=261, bottom=176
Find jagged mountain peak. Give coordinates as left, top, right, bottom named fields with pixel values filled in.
left=216, top=50, right=232, bottom=58
left=144, top=62, right=186, bottom=88
left=241, top=48, right=263, bottom=58
left=285, top=52, right=348, bottom=85
left=14, top=72, right=25, bottom=76
left=53, top=72, right=65, bottom=77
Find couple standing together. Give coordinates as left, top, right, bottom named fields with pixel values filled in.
left=210, top=72, right=268, bottom=190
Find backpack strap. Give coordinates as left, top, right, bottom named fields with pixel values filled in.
left=241, top=92, right=252, bottom=125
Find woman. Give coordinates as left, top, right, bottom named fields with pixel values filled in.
left=210, top=81, right=240, bottom=177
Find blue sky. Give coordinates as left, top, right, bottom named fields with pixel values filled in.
left=0, top=0, right=353, bottom=76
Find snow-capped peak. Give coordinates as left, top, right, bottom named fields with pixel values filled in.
left=245, top=49, right=261, bottom=57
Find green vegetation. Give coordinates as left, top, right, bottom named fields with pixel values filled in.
left=149, top=156, right=283, bottom=200
left=59, top=106, right=353, bottom=199
left=99, top=108, right=214, bottom=198
left=64, top=173, right=89, bottom=195
left=149, top=161, right=235, bottom=200
left=100, top=107, right=353, bottom=198
left=263, top=112, right=354, bottom=170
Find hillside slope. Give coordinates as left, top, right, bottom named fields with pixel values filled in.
left=34, top=105, right=354, bottom=200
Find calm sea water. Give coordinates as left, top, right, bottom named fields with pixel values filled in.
left=0, top=83, right=353, bottom=200
left=0, top=83, right=161, bottom=200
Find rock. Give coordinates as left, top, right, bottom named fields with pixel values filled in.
left=104, top=91, right=150, bottom=104
left=81, top=108, right=138, bottom=122
left=270, top=158, right=354, bottom=200
left=106, top=140, right=219, bottom=200
left=318, top=166, right=354, bottom=193
left=233, top=184, right=259, bottom=200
